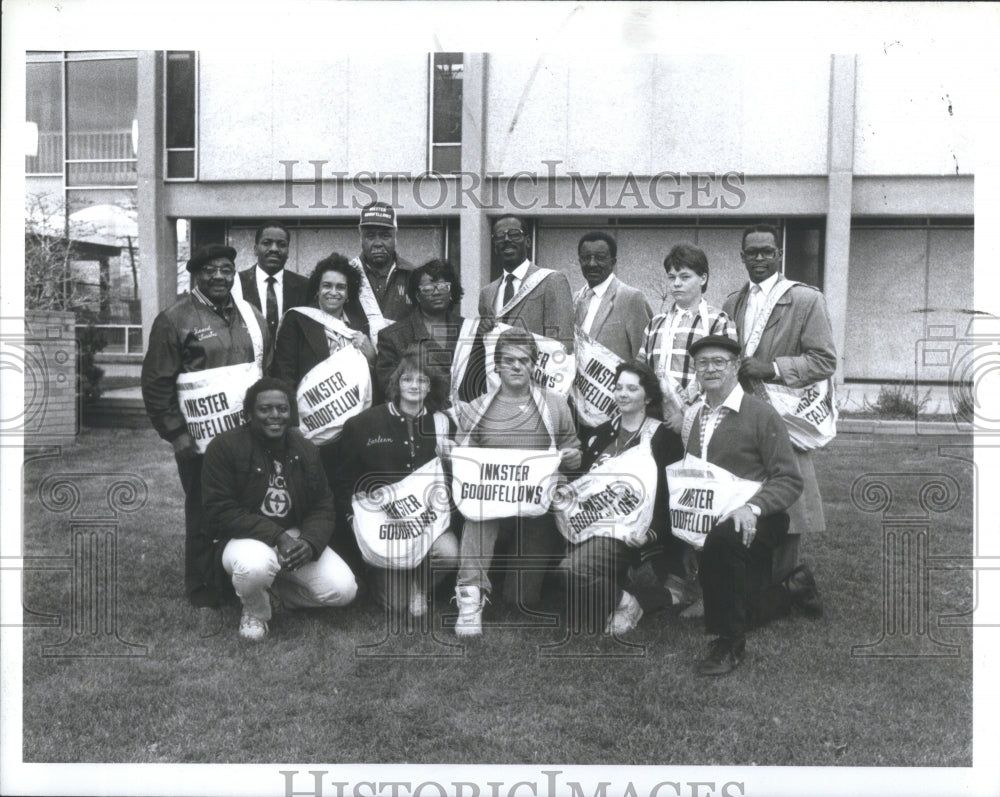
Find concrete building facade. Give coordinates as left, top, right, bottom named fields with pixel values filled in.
left=25, top=51, right=977, bottom=404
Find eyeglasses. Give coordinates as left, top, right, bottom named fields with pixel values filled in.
left=417, top=281, right=452, bottom=296
left=742, top=246, right=779, bottom=260
left=200, top=265, right=235, bottom=277
left=580, top=255, right=612, bottom=266
left=399, top=373, right=430, bottom=386
left=693, top=357, right=736, bottom=371
left=492, top=230, right=526, bottom=243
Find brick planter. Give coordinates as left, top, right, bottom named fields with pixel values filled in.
left=22, top=309, right=79, bottom=443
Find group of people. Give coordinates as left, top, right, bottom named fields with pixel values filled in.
left=142, top=203, right=836, bottom=676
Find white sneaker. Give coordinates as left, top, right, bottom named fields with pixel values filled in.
left=409, top=584, right=428, bottom=618
left=454, top=585, right=485, bottom=637
left=605, top=590, right=643, bottom=635
left=238, top=612, right=268, bottom=641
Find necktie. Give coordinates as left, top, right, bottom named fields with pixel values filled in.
left=745, top=284, right=762, bottom=340
left=576, top=288, right=594, bottom=327
left=502, top=273, right=516, bottom=308
left=266, top=276, right=278, bottom=333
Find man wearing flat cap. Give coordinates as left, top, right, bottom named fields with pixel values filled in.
left=670, top=335, right=818, bottom=676
left=142, top=243, right=272, bottom=616
left=349, top=200, right=414, bottom=337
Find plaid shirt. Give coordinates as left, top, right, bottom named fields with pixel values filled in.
left=638, top=299, right=736, bottom=404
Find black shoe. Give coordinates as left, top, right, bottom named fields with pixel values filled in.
left=784, top=564, right=823, bottom=618
left=695, top=637, right=745, bottom=677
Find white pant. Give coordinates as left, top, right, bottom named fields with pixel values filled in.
left=222, top=537, right=357, bottom=621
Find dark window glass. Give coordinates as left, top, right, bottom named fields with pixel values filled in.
left=432, top=53, right=463, bottom=145
left=432, top=146, right=461, bottom=174
left=167, top=150, right=196, bottom=179
left=166, top=51, right=196, bottom=150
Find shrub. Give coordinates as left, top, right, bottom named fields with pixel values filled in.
left=863, top=382, right=932, bottom=419
left=75, top=323, right=107, bottom=405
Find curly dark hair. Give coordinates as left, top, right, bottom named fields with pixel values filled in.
left=614, top=360, right=664, bottom=421
left=385, top=345, right=450, bottom=413
left=406, top=258, right=464, bottom=307
left=307, top=253, right=361, bottom=306
left=243, top=377, right=299, bottom=425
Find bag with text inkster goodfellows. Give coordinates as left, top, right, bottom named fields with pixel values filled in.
left=483, top=323, right=575, bottom=398
left=553, top=440, right=657, bottom=547
left=295, top=345, right=372, bottom=445
left=665, top=454, right=763, bottom=549
left=451, top=446, right=562, bottom=521
left=761, top=378, right=837, bottom=451
left=176, top=361, right=261, bottom=455
left=351, top=458, right=451, bottom=569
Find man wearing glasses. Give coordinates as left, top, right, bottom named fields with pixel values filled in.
left=479, top=215, right=575, bottom=353
left=142, top=244, right=272, bottom=622
left=680, top=335, right=807, bottom=675
left=723, top=223, right=836, bottom=603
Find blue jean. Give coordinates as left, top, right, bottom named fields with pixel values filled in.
left=457, top=514, right=564, bottom=605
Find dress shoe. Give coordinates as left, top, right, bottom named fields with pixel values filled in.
left=784, top=564, right=823, bottom=617
left=695, top=637, right=745, bottom=677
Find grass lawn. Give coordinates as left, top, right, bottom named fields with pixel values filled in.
left=20, top=427, right=974, bottom=766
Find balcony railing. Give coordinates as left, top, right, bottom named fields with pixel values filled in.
left=29, top=132, right=137, bottom=184
left=77, top=324, right=143, bottom=355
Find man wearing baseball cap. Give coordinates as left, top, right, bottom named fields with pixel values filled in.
left=349, top=200, right=414, bottom=334
left=142, top=243, right=272, bottom=625
left=672, top=335, right=818, bottom=676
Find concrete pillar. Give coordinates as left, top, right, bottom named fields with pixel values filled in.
left=458, top=53, right=490, bottom=318
left=137, top=51, right=177, bottom=351
left=823, top=54, right=856, bottom=388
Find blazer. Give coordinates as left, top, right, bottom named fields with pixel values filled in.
left=723, top=280, right=837, bottom=389
left=374, top=309, right=465, bottom=395
left=573, top=274, right=652, bottom=361
left=478, top=262, right=575, bottom=352
left=239, top=266, right=312, bottom=318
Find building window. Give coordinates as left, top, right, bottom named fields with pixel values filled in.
left=428, top=53, right=462, bottom=174
left=65, top=53, right=138, bottom=188
left=26, top=54, right=62, bottom=175
left=165, top=51, right=197, bottom=180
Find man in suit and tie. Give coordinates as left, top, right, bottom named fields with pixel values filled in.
left=574, top=231, right=652, bottom=362
left=238, top=220, right=311, bottom=339
left=479, top=215, right=574, bottom=353
left=723, top=223, right=836, bottom=600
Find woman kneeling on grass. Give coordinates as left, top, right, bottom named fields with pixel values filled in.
left=201, top=377, right=358, bottom=641
left=559, top=361, right=684, bottom=636
left=332, top=347, right=460, bottom=618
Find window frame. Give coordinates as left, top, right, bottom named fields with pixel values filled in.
left=427, top=52, right=463, bottom=175
left=163, top=50, right=199, bottom=182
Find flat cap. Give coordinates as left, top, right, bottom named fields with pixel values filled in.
left=187, top=244, right=237, bottom=273
left=689, top=334, right=740, bottom=358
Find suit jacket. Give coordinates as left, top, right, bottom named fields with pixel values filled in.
left=239, top=266, right=312, bottom=317
left=478, top=262, right=575, bottom=352
left=573, top=275, right=652, bottom=361
left=723, top=280, right=837, bottom=389
left=723, top=279, right=833, bottom=535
